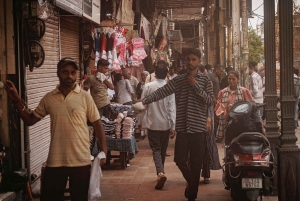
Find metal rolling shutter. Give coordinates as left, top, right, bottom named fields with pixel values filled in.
left=60, top=16, right=81, bottom=82
left=26, top=12, right=60, bottom=177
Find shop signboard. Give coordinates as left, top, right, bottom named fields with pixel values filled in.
left=54, top=0, right=82, bottom=16
left=83, top=0, right=100, bottom=23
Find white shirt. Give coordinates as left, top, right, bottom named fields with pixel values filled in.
left=141, top=79, right=176, bottom=130
left=115, top=79, right=134, bottom=104
left=249, top=71, right=264, bottom=103
left=129, top=76, right=139, bottom=94
left=169, top=74, right=177, bottom=80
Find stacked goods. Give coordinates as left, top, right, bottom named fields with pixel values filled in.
left=115, top=113, right=137, bottom=139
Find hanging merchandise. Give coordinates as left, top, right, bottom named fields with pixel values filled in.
left=106, top=30, right=115, bottom=69
left=94, top=28, right=101, bottom=67
left=114, top=24, right=127, bottom=46
left=100, top=31, right=107, bottom=60
left=118, top=43, right=126, bottom=66
left=129, top=36, right=146, bottom=67
left=132, top=36, right=147, bottom=61
left=158, top=37, right=168, bottom=52
left=111, top=32, right=121, bottom=71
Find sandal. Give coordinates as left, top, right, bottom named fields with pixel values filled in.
left=204, top=178, right=210, bottom=184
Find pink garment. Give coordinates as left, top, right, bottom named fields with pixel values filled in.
left=112, top=35, right=121, bottom=71
left=118, top=43, right=126, bottom=65
left=132, top=38, right=147, bottom=60
left=217, top=87, right=253, bottom=113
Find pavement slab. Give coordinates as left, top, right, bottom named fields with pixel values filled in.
left=99, top=132, right=282, bottom=201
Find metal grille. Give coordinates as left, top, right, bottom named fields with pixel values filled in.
left=26, top=11, right=60, bottom=177
left=60, top=16, right=81, bottom=82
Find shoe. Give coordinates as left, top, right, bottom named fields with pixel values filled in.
left=155, top=173, right=167, bottom=190
left=204, top=178, right=210, bottom=184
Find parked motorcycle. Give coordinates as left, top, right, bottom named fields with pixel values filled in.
left=222, top=101, right=274, bottom=201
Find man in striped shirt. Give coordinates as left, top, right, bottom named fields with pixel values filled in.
left=141, top=49, right=214, bottom=201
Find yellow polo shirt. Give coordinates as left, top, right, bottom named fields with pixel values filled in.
left=33, top=84, right=100, bottom=167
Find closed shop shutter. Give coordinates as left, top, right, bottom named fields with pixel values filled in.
left=26, top=12, right=60, bottom=176
left=60, top=16, right=81, bottom=82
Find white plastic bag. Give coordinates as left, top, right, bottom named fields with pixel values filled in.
left=88, top=152, right=106, bottom=201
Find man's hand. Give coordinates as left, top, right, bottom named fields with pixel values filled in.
left=136, top=99, right=145, bottom=105
left=206, top=118, right=211, bottom=134
left=4, top=80, right=21, bottom=103
left=100, top=158, right=106, bottom=166
left=187, top=76, right=197, bottom=86
left=169, top=129, right=176, bottom=139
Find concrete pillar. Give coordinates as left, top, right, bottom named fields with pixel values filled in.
left=264, top=0, right=280, bottom=195
left=241, top=0, right=249, bottom=88
left=232, top=0, right=240, bottom=73
left=219, top=0, right=226, bottom=67
left=278, top=0, right=300, bottom=200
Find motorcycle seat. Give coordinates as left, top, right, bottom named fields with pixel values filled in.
left=228, top=132, right=270, bottom=153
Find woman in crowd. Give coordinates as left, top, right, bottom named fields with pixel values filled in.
left=114, top=73, right=136, bottom=105
left=215, top=70, right=253, bottom=142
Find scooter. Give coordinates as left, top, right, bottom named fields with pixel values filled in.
left=222, top=101, right=274, bottom=201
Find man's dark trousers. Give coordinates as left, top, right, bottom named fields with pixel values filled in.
left=174, top=132, right=206, bottom=200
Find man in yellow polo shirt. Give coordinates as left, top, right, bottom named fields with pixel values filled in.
left=4, top=57, right=107, bottom=201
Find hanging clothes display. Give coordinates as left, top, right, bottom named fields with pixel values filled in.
left=100, top=32, right=107, bottom=60
left=94, top=28, right=101, bottom=67
left=95, top=22, right=148, bottom=71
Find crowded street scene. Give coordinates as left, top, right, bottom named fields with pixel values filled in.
left=1, top=0, right=300, bottom=200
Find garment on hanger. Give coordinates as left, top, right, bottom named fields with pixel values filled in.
left=100, top=33, right=107, bottom=60
left=132, top=37, right=147, bottom=61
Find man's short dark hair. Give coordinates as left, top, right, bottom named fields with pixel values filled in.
left=205, top=64, right=212, bottom=71
left=155, top=60, right=168, bottom=79
left=97, top=59, right=109, bottom=66
left=185, top=48, right=201, bottom=59
left=225, top=66, right=233, bottom=73
left=249, top=61, right=258, bottom=69
left=213, top=64, right=222, bottom=71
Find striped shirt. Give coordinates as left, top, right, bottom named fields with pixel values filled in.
left=143, top=71, right=214, bottom=133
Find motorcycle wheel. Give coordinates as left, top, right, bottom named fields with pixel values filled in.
left=230, top=185, right=259, bottom=201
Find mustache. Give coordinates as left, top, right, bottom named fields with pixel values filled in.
left=63, top=78, right=76, bottom=83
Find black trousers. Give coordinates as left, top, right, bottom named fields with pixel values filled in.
left=41, top=165, right=90, bottom=201
left=174, top=132, right=206, bottom=200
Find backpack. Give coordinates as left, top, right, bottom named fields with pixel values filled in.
left=294, top=76, right=300, bottom=98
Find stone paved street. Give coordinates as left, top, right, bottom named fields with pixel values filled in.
left=98, top=126, right=300, bottom=201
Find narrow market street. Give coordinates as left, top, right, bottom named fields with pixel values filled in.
left=98, top=127, right=299, bottom=201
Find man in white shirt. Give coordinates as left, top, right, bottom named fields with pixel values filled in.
left=168, top=66, right=177, bottom=80
left=249, top=61, right=264, bottom=122
left=141, top=60, right=176, bottom=190
left=122, top=69, right=139, bottom=94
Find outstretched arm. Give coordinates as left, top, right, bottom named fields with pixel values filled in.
left=142, top=80, right=176, bottom=105
left=5, top=80, right=41, bottom=126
